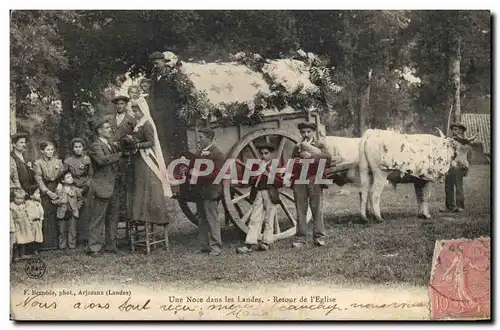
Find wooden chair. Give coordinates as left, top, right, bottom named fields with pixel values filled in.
left=129, top=221, right=169, bottom=254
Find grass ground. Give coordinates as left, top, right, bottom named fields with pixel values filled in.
left=10, top=164, right=491, bottom=287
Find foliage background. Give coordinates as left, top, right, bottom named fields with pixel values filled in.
left=10, top=10, right=491, bottom=159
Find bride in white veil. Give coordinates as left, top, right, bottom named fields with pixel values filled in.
left=126, top=85, right=173, bottom=225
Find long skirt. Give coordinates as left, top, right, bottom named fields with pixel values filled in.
left=14, top=215, right=35, bottom=244
left=127, top=155, right=170, bottom=224
left=41, top=181, right=59, bottom=249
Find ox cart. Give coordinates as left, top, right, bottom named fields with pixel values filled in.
left=156, top=52, right=340, bottom=241
left=176, top=111, right=323, bottom=241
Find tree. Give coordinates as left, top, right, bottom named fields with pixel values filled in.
left=410, top=10, right=490, bottom=132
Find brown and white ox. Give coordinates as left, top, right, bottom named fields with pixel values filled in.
left=358, top=128, right=475, bottom=223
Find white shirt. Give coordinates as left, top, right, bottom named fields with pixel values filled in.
left=13, top=150, right=25, bottom=163
left=116, top=113, right=125, bottom=127
left=98, top=137, right=112, bottom=151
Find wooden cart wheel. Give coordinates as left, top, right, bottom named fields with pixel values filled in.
left=223, top=129, right=299, bottom=241
left=177, top=198, right=199, bottom=225
left=177, top=187, right=245, bottom=227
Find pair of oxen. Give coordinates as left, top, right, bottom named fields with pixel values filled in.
left=309, top=128, right=475, bottom=223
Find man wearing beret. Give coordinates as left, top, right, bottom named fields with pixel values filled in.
left=109, top=95, right=137, bottom=226
left=442, top=123, right=472, bottom=213
left=291, top=122, right=332, bottom=249
left=236, top=142, right=283, bottom=254
left=110, top=95, right=137, bottom=145
left=86, top=117, right=131, bottom=256
left=188, top=127, right=225, bottom=256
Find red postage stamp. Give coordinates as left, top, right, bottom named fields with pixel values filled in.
left=429, top=237, right=490, bottom=320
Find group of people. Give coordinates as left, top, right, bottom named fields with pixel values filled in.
left=10, top=76, right=173, bottom=259
left=10, top=50, right=472, bottom=261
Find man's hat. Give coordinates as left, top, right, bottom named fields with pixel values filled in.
left=149, top=51, right=165, bottom=61
left=91, top=116, right=111, bottom=132
left=297, top=122, right=317, bottom=131
left=11, top=132, right=28, bottom=143
left=111, top=95, right=130, bottom=104
left=198, top=127, right=215, bottom=140
left=450, top=122, right=467, bottom=132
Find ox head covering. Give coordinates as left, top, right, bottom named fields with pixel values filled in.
left=111, top=95, right=130, bottom=104
left=149, top=51, right=165, bottom=61
left=198, top=127, right=215, bottom=140
left=255, top=142, right=276, bottom=152
left=297, top=122, right=317, bottom=131
left=450, top=123, right=467, bottom=132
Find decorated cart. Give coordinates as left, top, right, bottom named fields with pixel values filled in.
left=158, top=50, right=339, bottom=241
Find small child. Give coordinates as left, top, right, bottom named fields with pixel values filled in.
left=26, top=189, right=44, bottom=255
left=236, top=143, right=283, bottom=254
left=127, top=85, right=150, bottom=118
left=53, top=171, right=83, bottom=250
left=10, top=188, right=34, bottom=260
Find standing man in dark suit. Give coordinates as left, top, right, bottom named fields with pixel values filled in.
left=291, top=122, right=332, bottom=249
left=86, top=117, right=129, bottom=256
left=149, top=51, right=185, bottom=163
left=10, top=133, right=37, bottom=195
left=109, top=95, right=137, bottom=224
left=189, top=128, right=225, bottom=256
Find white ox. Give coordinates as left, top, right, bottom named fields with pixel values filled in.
left=358, top=128, right=474, bottom=223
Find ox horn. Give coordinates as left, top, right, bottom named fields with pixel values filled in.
left=468, top=134, right=478, bottom=143
left=434, top=127, right=446, bottom=138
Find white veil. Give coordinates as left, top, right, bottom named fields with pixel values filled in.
left=132, top=97, right=173, bottom=198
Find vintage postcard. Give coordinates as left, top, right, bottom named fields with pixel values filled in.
left=9, top=9, right=491, bottom=321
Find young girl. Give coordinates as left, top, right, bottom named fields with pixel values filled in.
left=64, top=138, right=92, bottom=192
left=127, top=85, right=150, bottom=118
left=64, top=138, right=92, bottom=245
left=26, top=189, right=44, bottom=254
left=10, top=188, right=34, bottom=259
left=53, top=171, right=83, bottom=250
left=33, top=141, right=64, bottom=250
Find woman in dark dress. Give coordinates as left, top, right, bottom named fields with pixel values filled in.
left=33, top=141, right=64, bottom=249
left=127, top=103, right=172, bottom=225
left=64, top=138, right=93, bottom=245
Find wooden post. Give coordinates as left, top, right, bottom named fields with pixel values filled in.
left=358, top=69, right=372, bottom=136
